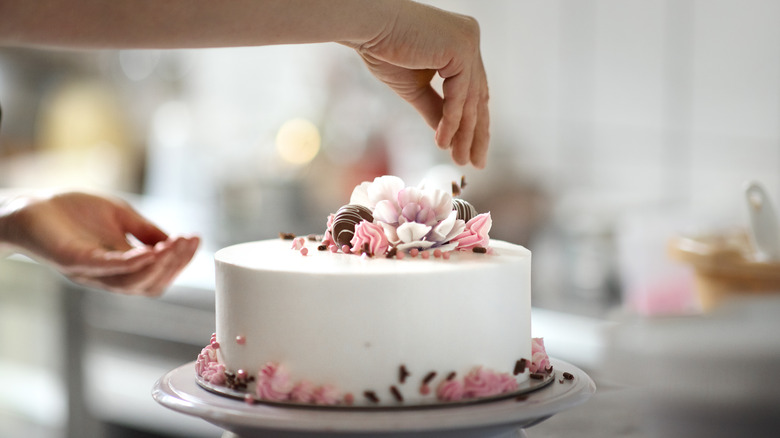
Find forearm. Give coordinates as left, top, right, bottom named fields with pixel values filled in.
left=0, top=0, right=398, bottom=49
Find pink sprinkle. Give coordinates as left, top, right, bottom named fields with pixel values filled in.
left=300, top=247, right=309, bottom=256
left=291, top=237, right=305, bottom=251
left=341, top=244, right=351, bottom=254
left=244, top=394, right=255, bottom=405
left=396, top=251, right=405, bottom=260
left=410, top=248, right=419, bottom=257
left=343, top=393, right=354, bottom=405
left=433, top=249, right=443, bottom=258
left=420, top=384, right=431, bottom=395
left=442, top=251, right=451, bottom=260
left=421, top=251, right=431, bottom=259
left=235, top=335, right=246, bottom=345
left=329, top=245, right=338, bottom=253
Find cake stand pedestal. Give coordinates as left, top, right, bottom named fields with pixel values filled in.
left=153, top=358, right=594, bottom=438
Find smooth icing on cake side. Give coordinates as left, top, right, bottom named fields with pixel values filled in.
left=207, top=238, right=532, bottom=406
left=196, top=175, right=547, bottom=407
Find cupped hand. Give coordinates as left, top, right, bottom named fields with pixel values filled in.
left=0, top=191, right=199, bottom=296
left=350, top=1, right=490, bottom=168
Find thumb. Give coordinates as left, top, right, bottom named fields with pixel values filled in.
left=116, top=205, right=168, bottom=246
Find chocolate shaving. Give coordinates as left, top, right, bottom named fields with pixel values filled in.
left=399, top=365, right=411, bottom=384
left=363, top=390, right=380, bottom=403
left=460, top=175, right=467, bottom=190
left=451, top=181, right=461, bottom=197
left=390, top=385, right=404, bottom=402
left=422, top=371, right=437, bottom=385
left=446, top=371, right=457, bottom=381
left=559, top=379, right=565, bottom=384
left=317, top=244, right=328, bottom=251
left=530, top=373, right=545, bottom=380
left=514, top=359, right=527, bottom=375
left=279, top=232, right=296, bottom=240
left=473, top=246, right=487, bottom=254
left=563, top=372, right=574, bottom=381
left=545, top=365, right=553, bottom=374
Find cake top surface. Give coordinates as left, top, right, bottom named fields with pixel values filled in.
left=215, top=238, right=529, bottom=274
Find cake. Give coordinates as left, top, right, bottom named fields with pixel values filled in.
left=196, top=175, right=550, bottom=407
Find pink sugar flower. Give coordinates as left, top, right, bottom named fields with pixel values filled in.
left=452, top=213, right=492, bottom=251
left=255, top=362, right=293, bottom=401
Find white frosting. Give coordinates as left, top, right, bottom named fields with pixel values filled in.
left=214, top=238, right=532, bottom=406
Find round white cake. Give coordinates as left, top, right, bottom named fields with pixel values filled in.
left=200, top=238, right=532, bottom=407
left=195, top=175, right=544, bottom=407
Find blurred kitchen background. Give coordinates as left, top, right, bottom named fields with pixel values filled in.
left=2, top=1, right=780, bottom=437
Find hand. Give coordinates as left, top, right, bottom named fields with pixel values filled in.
left=349, top=1, right=490, bottom=168
left=0, top=191, right=199, bottom=296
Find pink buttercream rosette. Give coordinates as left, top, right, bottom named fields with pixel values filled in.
left=195, top=344, right=227, bottom=386
left=350, top=220, right=389, bottom=256
left=529, top=337, right=551, bottom=373
left=437, top=367, right=518, bottom=402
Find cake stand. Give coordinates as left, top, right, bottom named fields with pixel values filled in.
left=152, top=358, right=595, bottom=438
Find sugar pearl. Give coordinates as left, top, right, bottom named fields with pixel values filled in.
left=410, top=248, right=419, bottom=257
left=300, top=247, right=309, bottom=256
left=421, top=251, right=431, bottom=259
left=235, top=335, right=246, bottom=345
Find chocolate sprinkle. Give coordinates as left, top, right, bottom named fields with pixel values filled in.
left=390, top=385, right=404, bottom=402
left=514, top=395, right=528, bottom=402
left=451, top=181, right=461, bottom=197
left=422, top=371, right=437, bottom=385
left=279, top=232, right=296, bottom=240
left=317, top=244, right=328, bottom=251
left=461, top=175, right=467, bottom=190
left=364, top=390, right=380, bottom=403
left=473, top=246, right=487, bottom=254
left=399, top=365, right=411, bottom=384
left=530, top=373, right=545, bottom=380
left=386, top=247, right=398, bottom=259
left=514, top=359, right=527, bottom=375
left=446, top=371, right=457, bottom=381
left=563, top=372, right=574, bottom=381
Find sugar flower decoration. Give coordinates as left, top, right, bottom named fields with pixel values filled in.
left=349, top=176, right=466, bottom=252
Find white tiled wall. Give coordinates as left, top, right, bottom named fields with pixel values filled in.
left=443, top=0, right=780, bottom=220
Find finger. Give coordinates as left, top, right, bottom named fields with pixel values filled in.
left=74, top=236, right=199, bottom=296
left=449, top=84, right=479, bottom=166
left=116, top=204, right=169, bottom=246
left=144, top=237, right=199, bottom=296
left=436, top=71, right=469, bottom=149
left=64, top=245, right=158, bottom=277
left=470, top=93, right=490, bottom=169
left=405, top=83, right=444, bottom=134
